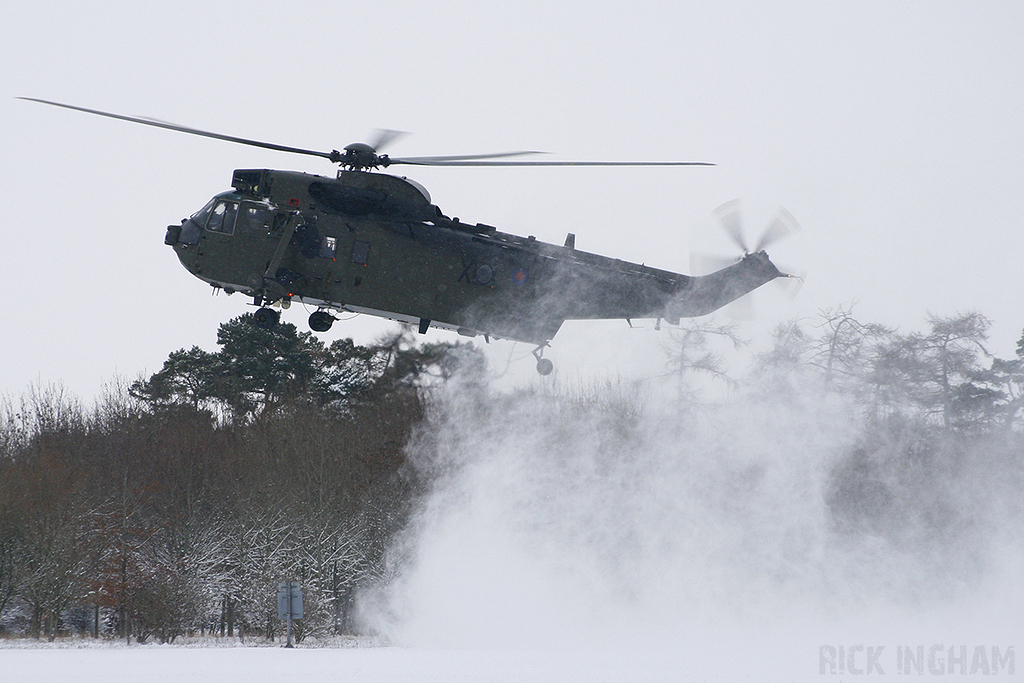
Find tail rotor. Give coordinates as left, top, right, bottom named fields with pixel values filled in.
left=690, top=200, right=805, bottom=315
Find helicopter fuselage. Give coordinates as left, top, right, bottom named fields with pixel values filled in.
left=165, top=169, right=782, bottom=346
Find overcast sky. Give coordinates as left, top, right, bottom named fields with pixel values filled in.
left=2, top=1, right=1022, bottom=400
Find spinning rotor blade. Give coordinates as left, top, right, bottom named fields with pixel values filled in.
left=19, top=97, right=337, bottom=162
left=773, top=262, right=807, bottom=298
left=691, top=200, right=805, bottom=318
left=688, top=252, right=804, bottom=297
left=368, top=128, right=408, bottom=153
left=754, top=207, right=800, bottom=252
left=712, top=200, right=800, bottom=254
left=713, top=199, right=748, bottom=253
left=775, top=274, right=805, bottom=298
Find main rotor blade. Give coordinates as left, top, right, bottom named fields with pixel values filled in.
left=18, top=97, right=337, bottom=161
left=21, top=98, right=717, bottom=170
left=390, top=151, right=545, bottom=164
left=390, top=158, right=715, bottom=166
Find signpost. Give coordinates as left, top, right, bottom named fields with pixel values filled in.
left=277, top=581, right=303, bottom=648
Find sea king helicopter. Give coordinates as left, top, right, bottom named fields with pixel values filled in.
left=21, top=98, right=799, bottom=375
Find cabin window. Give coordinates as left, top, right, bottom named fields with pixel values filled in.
left=320, top=236, right=337, bottom=259
left=351, top=241, right=370, bottom=265
left=206, top=200, right=238, bottom=235
left=242, top=205, right=272, bottom=232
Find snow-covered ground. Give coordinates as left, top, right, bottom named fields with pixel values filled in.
left=2, top=624, right=1018, bottom=683
left=0, top=640, right=817, bottom=683
left=0, top=641, right=755, bottom=683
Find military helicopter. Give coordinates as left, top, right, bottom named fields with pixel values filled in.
left=21, top=98, right=799, bottom=375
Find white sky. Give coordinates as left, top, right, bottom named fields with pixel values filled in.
left=2, top=1, right=1022, bottom=400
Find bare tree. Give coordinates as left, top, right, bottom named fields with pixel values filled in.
left=661, top=318, right=746, bottom=416
left=809, top=305, right=893, bottom=393
left=863, top=312, right=994, bottom=429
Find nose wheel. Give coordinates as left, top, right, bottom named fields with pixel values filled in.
left=532, top=345, right=554, bottom=376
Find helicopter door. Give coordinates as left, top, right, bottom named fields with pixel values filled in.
left=197, top=199, right=281, bottom=290
left=195, top=199, right=244, bottom=286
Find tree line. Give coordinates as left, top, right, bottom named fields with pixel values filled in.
left=0, top=314, right=484, bottom=642
left=0, top=307, right=1021, bottom=642
left=748, top=308, right=1024, bottom=560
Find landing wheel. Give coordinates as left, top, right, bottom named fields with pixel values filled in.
left=252, top=307, right=280, bottom=329
left=532, top=344, right=554, bottom=376
left=309, top=310, right=334, bottom=332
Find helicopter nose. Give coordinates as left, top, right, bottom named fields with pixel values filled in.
left=166, top=219, right=201, bottom=246
left=165, top=224, right=181, bottom=245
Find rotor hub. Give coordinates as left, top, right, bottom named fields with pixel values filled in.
left=339, top=142, right=385, bottom=171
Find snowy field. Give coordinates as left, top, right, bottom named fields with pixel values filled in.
left=2, top=644, right=635, bottom=683
left=0, top=641, right=780, bottom=683
left=2, top=623, right=1018, bottom=683
left=0, top=641, right=839, bottom=683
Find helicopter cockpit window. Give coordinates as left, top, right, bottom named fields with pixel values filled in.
left=190, top=198, right=216, bottom=226
left=242, top=205, right=272, bottom=232
left=206, top=200, right=238, bottom=235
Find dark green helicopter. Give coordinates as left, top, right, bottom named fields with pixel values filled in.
left=21, top=98, right=799, bottom=375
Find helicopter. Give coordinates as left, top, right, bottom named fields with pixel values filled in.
left=20, top=98, right=799, bottom=375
